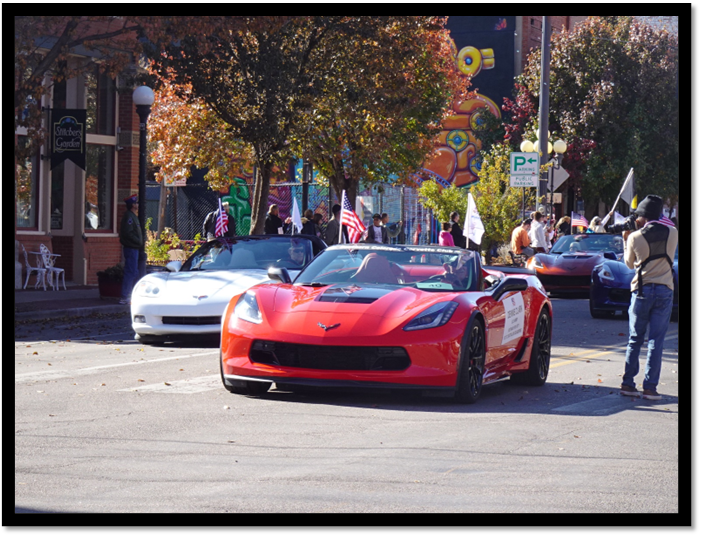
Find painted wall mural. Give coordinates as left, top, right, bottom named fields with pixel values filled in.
left=418, top=16, right=516, bottom=189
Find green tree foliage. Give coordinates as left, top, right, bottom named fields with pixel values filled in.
left=417, top=181, right=467, bottom=224
left=149, top=17, right=469, bottom=233
left=296, top=17, right=470, bottom=206
left=472, top=143, right=530, bottom=255
left=519, top=16, right=678, bottom=214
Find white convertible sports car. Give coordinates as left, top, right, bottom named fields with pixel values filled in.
left=131, top=234, right=326, bottom=344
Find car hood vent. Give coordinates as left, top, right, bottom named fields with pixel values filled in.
left=561, top=254, right=594, bottom=260
left=316, top=284, right=395, bottom=304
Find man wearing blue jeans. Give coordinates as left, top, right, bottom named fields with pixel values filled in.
left=619, top=195, right=678, bottom=400
left=119, top=195, right=143, bottom=305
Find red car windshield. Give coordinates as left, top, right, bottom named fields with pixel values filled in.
left=551, top=234, right=624, bottom=255
left=295, top=246, right=479, bottom=291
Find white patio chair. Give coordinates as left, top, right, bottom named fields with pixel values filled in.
left=21, top=243, right=47, bottom=291
left=39, top=243, right=66, bottom=290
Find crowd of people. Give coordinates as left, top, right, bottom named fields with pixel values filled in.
left=509, top=209, right=616, bottom=262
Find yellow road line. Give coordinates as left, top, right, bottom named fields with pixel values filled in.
left=550, top=330, right=678, bottom=369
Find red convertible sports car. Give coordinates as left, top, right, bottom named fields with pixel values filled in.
left=220, top=244, right=552, bottom=403
left=526, top=233, right=625, bottom=295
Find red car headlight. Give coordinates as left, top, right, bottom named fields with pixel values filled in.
left=232, top=291, right=262, bottom=325
left=403, top=302, right=459, bottom=331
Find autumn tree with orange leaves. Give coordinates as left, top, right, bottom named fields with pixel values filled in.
left=149, top=16, right=470, bottom=234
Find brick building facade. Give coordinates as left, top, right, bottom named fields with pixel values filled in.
left=16, top=65, right=144, bottom=287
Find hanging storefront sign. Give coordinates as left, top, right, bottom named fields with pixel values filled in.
left=50, top=109, right=86, bottom=170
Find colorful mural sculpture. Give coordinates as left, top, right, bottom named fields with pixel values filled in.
left=220, top=176, right=252, bottom=235
left=420, top=45, right=501, bottom=189
left=417, top=16, right=513, bottom=189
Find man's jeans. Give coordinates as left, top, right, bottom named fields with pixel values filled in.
left=622, top=283, right=674, bottom=391
left=121, top=247, right=139, bottom=300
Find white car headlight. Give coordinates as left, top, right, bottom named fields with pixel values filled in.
left=233, top=290, right=262, bottom=325
left=135, top=279, right=161, bottom=298
left=404, top=302, right=459, bottom=331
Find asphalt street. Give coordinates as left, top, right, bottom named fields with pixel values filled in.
left=14, top=297, right=685, bottom=518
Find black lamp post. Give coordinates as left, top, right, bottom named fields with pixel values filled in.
left=133, top=85, right=154, bottom=278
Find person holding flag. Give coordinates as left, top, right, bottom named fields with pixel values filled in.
left=340, top=190, right=366, bottom=243
left=203, top=199, right=235, bottom=240
left=323, top=204, right=348, bottom=245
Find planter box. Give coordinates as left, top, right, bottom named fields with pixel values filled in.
left=98, top=281, right=122, bottom=299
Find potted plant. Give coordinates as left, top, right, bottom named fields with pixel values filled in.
left=96, top=264, right=124, bottom=299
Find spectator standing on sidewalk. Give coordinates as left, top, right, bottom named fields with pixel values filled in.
left=439, top=222, right=455, bottom=247
left=449, top=211, right=466, bottom=248
left=529, top=212, right=549, bottom=253
left=381, top=213, right=403, bottom=244
left=119, top=195, right=143, bottom=305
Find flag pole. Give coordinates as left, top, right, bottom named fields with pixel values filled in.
left=339, top=190, right=345, bottom=244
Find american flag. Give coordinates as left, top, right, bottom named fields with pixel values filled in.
left=571, top=211, right=589, bottom=229
left=340, top=190, right=366, bottom=243
left=659, top=214, right=675, bottom=227
left=215, top=198, right=228, bottom=237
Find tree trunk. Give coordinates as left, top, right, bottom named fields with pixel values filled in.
left=249, top=161, right=272, bottom=235
left=328, top=157, right=359, bottom=210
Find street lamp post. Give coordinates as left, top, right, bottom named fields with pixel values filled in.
left=549, top=139, right=567, bottom=224
left=133, top=85, right=154, bottom=278
left=523, top=134, right=566, bottom=223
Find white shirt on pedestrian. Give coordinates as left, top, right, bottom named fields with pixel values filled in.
left=529, top=220, right=549, bottom=251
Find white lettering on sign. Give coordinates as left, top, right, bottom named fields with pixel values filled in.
left=502, top=292, right=525, bottom=345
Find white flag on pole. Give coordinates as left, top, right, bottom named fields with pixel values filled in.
left=601, top=168, right=634, bottom=227
left=291, top=197, right=303, bottom=234
left=463, top=192, right=485, bottom=245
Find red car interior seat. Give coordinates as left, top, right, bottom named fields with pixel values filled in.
left=352, top=253, right=398, bottom=284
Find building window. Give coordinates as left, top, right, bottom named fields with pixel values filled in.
left=86, top=66, right=116, bottom=136
left=85, top=144, right=114, bottom=231
left=16, top=136, right=39, bottom=229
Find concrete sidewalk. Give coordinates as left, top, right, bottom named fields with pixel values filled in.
left=14, top=284, right=129, bottom=322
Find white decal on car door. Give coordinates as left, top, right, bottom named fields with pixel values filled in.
left=501, top=292, right=525, bottom=345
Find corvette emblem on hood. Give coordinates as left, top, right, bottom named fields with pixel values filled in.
left=193, top=295, right=209, bottom=300
left=318, top=322, right=341, bottom=331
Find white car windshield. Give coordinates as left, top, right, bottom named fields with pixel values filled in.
left=295, top=246, right=479, bottom=292
left=180, top=237, right=314, bottom=272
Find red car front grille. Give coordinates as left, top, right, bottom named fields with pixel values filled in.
left=249, top=340, right=410, bottom=371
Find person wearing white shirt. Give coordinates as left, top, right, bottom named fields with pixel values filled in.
left=528, top=212, right=549, bottom=253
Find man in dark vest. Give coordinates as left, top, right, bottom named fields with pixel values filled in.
left=619, top=195, right=678, bottom=401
